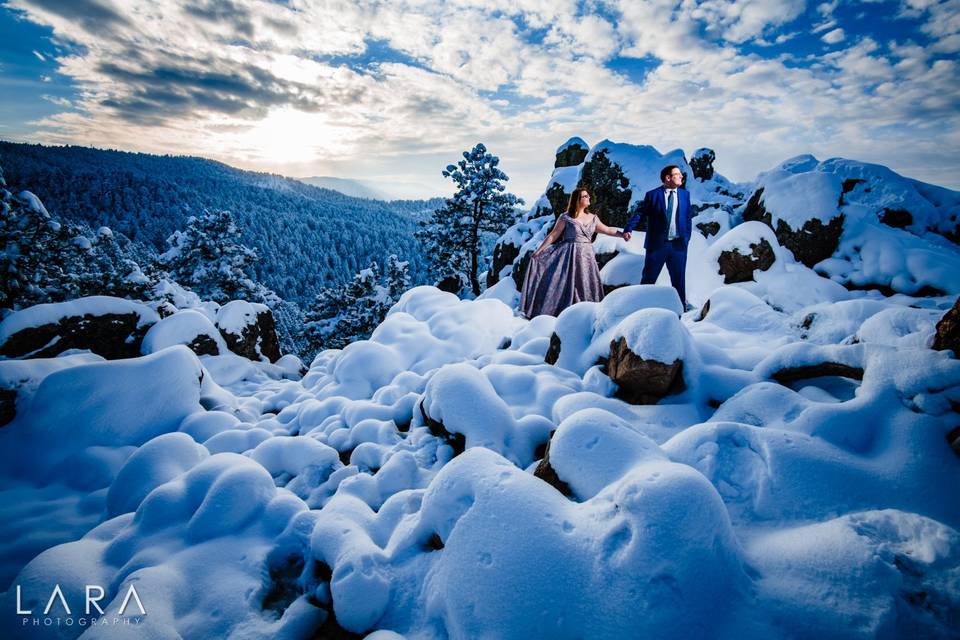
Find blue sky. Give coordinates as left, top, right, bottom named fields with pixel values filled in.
left=0, top=0, right=958, bottom=201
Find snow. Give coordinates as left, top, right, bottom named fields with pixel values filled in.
left=555, top=136, right=588, bottom=154
left=217, top=299, right=268, bottom=335
left=2, top=151, right=960, bottom=640
left=756, top=168, right=844, bottom=228
left=16, top=191, right=49, bottom=218
left=140, top=309, right=229, bottom=355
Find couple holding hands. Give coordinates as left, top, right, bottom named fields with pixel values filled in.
left=520, top=165, right=692, bottom=318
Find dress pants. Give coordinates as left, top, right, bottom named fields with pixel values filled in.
left=640, top=238, right=687, bottom=305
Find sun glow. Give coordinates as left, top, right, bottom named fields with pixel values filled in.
left=234, top=107, right=347, bottom=166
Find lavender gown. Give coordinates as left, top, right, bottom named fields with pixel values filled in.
left=520, top=213, right=604, bottom=318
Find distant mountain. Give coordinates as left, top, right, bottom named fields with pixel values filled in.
left=299, top=175, right=443, bottom=201
left=0, top=141, right=443, bottom=306
left=298, top=176, right=391, bottom=200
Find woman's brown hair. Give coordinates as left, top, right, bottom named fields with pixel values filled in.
left=565, top=187, right=591, bottom=219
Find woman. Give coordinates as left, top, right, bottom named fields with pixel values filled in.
left=520, top=188, right=627, bottom=318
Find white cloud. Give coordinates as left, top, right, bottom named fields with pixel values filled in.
left=5, top=0, right=960, bottom=199
left=822, top=27, right=846, bottom=44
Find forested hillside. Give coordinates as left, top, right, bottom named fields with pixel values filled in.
left=0, top=142, right=440, bottom=304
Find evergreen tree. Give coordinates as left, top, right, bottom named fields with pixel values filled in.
left=302, top=255, right=410, bottom=354
left=416, top=144, right=523, bottom=296
left=0, top=170, right=153, bottom=313
left=160, top=209, right=274, bottom=304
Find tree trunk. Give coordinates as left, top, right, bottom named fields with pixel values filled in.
left=470, top=200, right=482, bottom=295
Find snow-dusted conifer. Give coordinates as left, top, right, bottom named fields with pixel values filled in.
left=302, top=255, right=410, bottom=353
left=416, top=144, right=523, bottom=296
left=160, top=209, right=273, bottom=304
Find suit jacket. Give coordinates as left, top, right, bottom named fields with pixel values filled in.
left=623, top=186, right=693, bottom=251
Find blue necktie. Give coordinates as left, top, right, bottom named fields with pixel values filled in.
left=667, top=190, right=675, bottom=239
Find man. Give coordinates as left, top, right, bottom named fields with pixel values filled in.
left=622, top=165, right=693, bottom=310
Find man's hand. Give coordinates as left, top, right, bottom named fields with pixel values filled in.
left=621, top=231, right=632, bottom=242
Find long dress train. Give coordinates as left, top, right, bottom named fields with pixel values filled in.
left=520, top=213, right=604, bottom=318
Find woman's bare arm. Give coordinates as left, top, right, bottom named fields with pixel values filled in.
left=533, top=217, right=567, bottom=257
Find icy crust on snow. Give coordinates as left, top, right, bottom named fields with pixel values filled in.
left=1, top=282, right=959, bottom=638
left=0, top=296, right=159, bottom=344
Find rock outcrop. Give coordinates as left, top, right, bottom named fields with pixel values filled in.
left=743, top=187, right=844, bottom=268
left=932, top=298, right=960, bottom=356
left=606, top=336, right=685, bottom=405
left=0, top=298, right=158, bottom=360
left=717, top=238, right=776, bottom=284
left=215, top=301, right=282, bottom=362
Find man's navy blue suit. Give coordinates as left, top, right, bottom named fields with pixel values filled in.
left=623, top=185, right=693, bottom=305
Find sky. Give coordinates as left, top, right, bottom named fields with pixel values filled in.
left=0, top=0, right=958, bottom=202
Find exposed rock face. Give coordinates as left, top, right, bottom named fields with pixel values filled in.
left=511, top=251, right=533, bottom=292
left=690, top=148, right=716, bottom=181
left=932, top=297, right=960, bottom=355
left=217, top=306, right=282, bottom=362
left=555, top=142, right=589, bottom=169
left=579, top=149, right=632, bottom=228
left=743, top=187, right=844, bottom=267
left=532, top=435, right=572, bottom=496
left=948, top=426, right=960, bottom=456
left=880, top=208, right=913, bottom=229
left=546, top=182, right=570, bottom=217
left=606, top=337, right=685, bottom=404
left=487, top=239, right=522, bottom=288
left=697, top=221, right=722, bottom=238
left=0, top=312, right=153, bottom=360
left=188, top=334, right=223, bottom=357
left=418, top=400, right=466, bottom=456
left=544, top=332, right=562, bottom=365
left=696, top=299, right=711, bottom=321
left=717, top=238, right=776, bottom=284
left=0, top=389, right=16, bottom=427
left=771, top=363, right=865, bottom=385
left=436, top=275, right=463, bottom=295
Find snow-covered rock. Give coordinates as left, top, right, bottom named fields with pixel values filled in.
left=0, top=296, right=159, bottom=360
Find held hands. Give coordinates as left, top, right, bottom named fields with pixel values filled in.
left=621, top=231, right=632, bottom=242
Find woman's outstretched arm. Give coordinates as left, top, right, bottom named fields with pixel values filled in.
left=532, top=217, right=567, bottom=257
left=595, top=220, right=627, bottom=238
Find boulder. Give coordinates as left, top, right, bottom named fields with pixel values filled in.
left=0, top=297, right=159, bottom=360
left=0, top=388, right=16, bottom=427
left=771, top=363, right=864, bottom=385
left=554, top=137, right=589, bottom=168
left=487, top=239, right=522, bottom=289
left=880, top=208, right=913, bottom=229
left=697, top=221, right=722, bottom=238
left=690, top=148, right=716, bottom=181
left=744, top=187, right=844, bottom=268
left=948, top=426, right=960, bottom=456
left=606, top=336, right=685, bottom=405
left=436, top=275, right=463, bottom=295
left=544, top=332, right=562, bottom=365
left=141, top=309, right=228, bottom=357
left=511, top=251, right=533, bottom=292
left=717, top=237, right=776, bottom=284
left=418, top=399, right=466, bottom=456
left=932, top=297, right=960, bottom=355
left=545, top=182, right=570, bottom=217
left=215, top=301, right=282, bottom=362
left=532, top=434, right=572, bottom=496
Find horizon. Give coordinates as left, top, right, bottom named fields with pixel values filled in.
left=1, top=0, right=958, bottom=203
